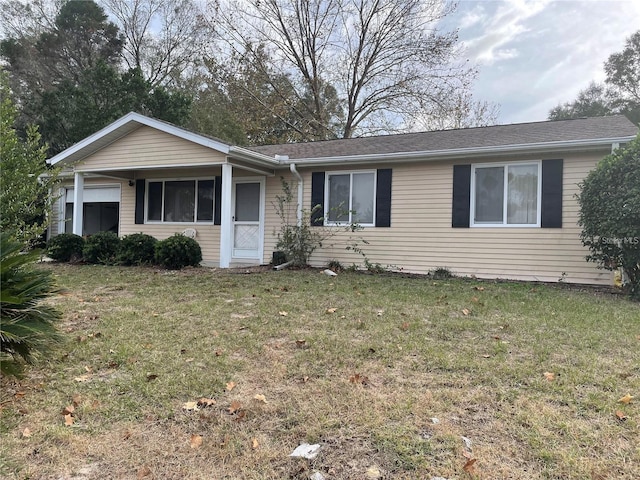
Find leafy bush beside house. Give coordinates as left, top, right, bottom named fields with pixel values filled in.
left=118, top=233, right=157, bottom=265
left=154, top=234, right=202, bottom=269
left=46, top=233, right=85, bottom=262
left=1, top=233, right=61, bottom=377
left=578, top=134, right=640, bottom=296
left=82, top=231, right=121, bottom=265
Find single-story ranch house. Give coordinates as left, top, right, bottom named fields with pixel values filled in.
left=47, top=112, right=638, bottom=285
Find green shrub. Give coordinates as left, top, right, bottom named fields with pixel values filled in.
left=46, top=233, right=84, bottom=262
left=578, top=135, right=640, bottom=296
left=118, top=233, right=157, bottom=266
left=154, top=234, right=202, bottom=269
left=83, top=231, right=121, bottom=265
left=1, top=233, right=61, bottom=377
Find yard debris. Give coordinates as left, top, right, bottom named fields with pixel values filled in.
left=289, top=443, right=321, bottom=459
left=226, top=381, right=236, bottom=391
left=310, top=472, right=325, bottom=480
left=618, top=394, right=634, bottom=404
left=197, top=397, right=216, bottom=407
left=431, top=417, right=440, bottom=424
left=461, top=436, right=473, bottom=453
left=253, top=394, right=267, bottom=403
left=22, top=427, right=32, bottom=438
left=279, top=311, right=289, bottom=316
left=543, top=372, right=555, bottom=381
left=365, top=466, right=382, bottom=479
left=615, top=410, right=628, bottom=421
left=325, top=307, right=337, bottom=314
left=463, top=458, right=477, bottom=473
left=322, top=269, right=337, bottom=276
left=252, top=438, right=259, bottom=449
left=182, top=401, right=199, bottom=411
left=190, top=434, right=203, bottom=449
left=228, top=400, right=242, bottom=414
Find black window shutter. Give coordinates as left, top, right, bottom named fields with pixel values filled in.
left=135, top=179, right=145, bottom=224
left=452, top=164, right=471, bottom=227
left=541, top=159, right=563, bottom=228
left=375, top=169, right=392, bottom=227
left=214, top=176, right=222, bottom=225
left=310, top=172, right=325, bottom=226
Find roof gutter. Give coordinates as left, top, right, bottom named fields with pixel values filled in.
left=288, top=160, right=303, bottom=226
left=278, top=136, right=636, bottom=167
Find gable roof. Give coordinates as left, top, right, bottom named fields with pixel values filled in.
left=47, top=112, right=277, bottom=167
left=48, top=112, right=637, bottom=169
left=252, top=115, right=638, bottom=164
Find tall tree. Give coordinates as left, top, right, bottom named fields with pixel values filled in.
left=100, top=0, right=209, bottom=87
left=0, top=72, right=58, bottom=246
left=549, top=30, right=640, bottom=125
left=1, top=0, right=191, bottom=154
left=211, top=0, right=486, bottom=140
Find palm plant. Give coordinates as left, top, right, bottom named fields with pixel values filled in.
left=1, top=233, right=61, bottom=376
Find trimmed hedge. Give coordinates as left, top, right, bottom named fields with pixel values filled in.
left=155, top=234, right=202, bottom=270
left=118, top=233, right=157, bottom=266
left=83, top=231, right=121, bottom=265
left=46, top=233, right=84, bottom=262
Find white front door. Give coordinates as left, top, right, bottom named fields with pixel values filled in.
left=232, top=179, right=264, bottom=260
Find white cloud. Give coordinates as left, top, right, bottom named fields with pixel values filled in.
left=447, top=0, right=640, bottom=123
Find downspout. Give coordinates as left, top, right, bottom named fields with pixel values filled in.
left=288, top=162, right=303, bottom=227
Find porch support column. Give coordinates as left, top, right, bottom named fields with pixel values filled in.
left=219, top=163, right=233, bottom=268
left=72, top=172, right=84, bottom=235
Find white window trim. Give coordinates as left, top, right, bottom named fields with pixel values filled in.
left=470, top=160, right=542, bottom=228
left=145, top=177, right=215, bottom=224
left=324, top=170, right=377, bottom=227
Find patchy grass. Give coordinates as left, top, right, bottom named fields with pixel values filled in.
left=1, top=265, right=638, bottom=479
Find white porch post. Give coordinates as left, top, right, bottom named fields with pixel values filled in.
left=219, top=163, right=233, bottom=268
left=72, top=172, right=84, bottom=235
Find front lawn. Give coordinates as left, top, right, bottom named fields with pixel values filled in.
left=1, top=265, right=638, bottom=479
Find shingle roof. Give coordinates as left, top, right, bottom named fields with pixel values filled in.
left=249, top=115, right=637, bottom=160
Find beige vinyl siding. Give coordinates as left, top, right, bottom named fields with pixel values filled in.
left=119, top=167, right=221, bottom=264
left=262, top=151, right=612, bottom=285
left=76, top=126, right=226, bottom=171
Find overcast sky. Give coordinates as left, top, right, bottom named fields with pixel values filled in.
left=441, top=0, right=640, bottom=124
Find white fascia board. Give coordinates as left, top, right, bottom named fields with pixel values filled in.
left=48, top=112, right=233, bottom=166
left=229, top=146, right=280, bottom=166
left=281, top=136, right=637, bottom=167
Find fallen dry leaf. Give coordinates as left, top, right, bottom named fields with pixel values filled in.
left=137, top=465, right=152, bottom=478
left=72, top=394, right=82, bottom=407
left=471, top=296, right=479, bottom=303
left=62, top=405, right=75, bottom=415
left=251, top=437, right=259, bottom=449
left=22, top=427, right=32, bottom=438
left=64, top=414, right=74, bottom=426
left=615, top=410, right=628, bottom=421
left=74, top=374, right=91, bottom=383
left=182, top=401, right=199, bottom=411
left=197, top=398, right=216, bottom=407
left=463, top=458, right=477, bottom=473
left=253, top=394, right=267, bottom=403
left=618, top=394, right=634, bottom=404
left=295, top=339, right=307, bottom=348
left=400, top=321, right=410, bottom=331
left=326, top=307, right=337, bottom=314
left=543, top=372, right=555, bottom=382
left=214, top=349, right=223, bottom=356
left=349, top=373, right=369, bottom=385
left=146, top=374, right=158, bottom=382
left=84, top=365, right=93, bottom=373
left=235, top=410, right=246, bottom=421
left=228, top=400, right=242, bottom=414
left=190, top=434, right=203, bottom=449
left=473, top=286, right=485, bottom=291
left=226, top=381, right=236, bottom=391
left=14, top=391, right=26, bottom=399
left=278, top=311, right=288, bottom=316
left=462, top=308, right=471, bottom=316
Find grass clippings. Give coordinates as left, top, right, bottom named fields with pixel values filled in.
left=1, top=265, right=639, bottom=479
